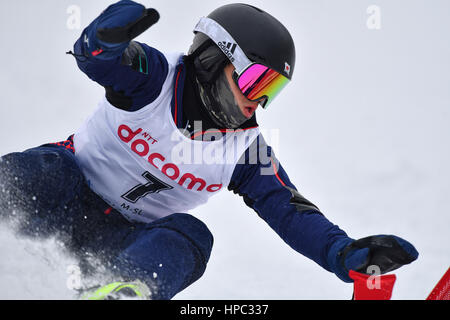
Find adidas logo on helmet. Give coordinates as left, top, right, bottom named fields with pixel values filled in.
left=217, top=41, right=237, bottom=63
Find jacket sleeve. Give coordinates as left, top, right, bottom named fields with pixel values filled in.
left=71, top=1, right=168, bottom=111
left=228, top=135, right=351, bottom=272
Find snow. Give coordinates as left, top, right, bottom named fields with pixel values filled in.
left=0, top=0, right=449, bottom=300
left=0, top=224, right=76, bottom=299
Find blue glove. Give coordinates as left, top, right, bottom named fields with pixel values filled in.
left=82, top=0, right=159, bottom=60
left=327, top=235, right=419, bottom=282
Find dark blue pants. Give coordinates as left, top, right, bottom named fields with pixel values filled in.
left=0, top=145, right=213, bottom=299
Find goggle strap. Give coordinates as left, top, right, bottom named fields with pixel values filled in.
left=193, top=17, right=252, bottom=74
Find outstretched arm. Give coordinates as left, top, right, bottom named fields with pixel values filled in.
left=229, top=135, right=349, bottom=273
left=229, top=135, right=418, bottom=282
left=71, top=0, right=168, bottom=111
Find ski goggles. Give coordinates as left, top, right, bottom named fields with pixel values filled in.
left=194, top=17, right=291, bottom=109
left=232, top=63, right=290, bottom=108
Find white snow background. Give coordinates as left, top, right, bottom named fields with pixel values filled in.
left=0, top=0, right=449, bottom=300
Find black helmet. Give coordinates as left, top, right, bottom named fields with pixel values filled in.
left=190, top=3, right=296, bottom=80
left=188, top=4, right=296, bottom=128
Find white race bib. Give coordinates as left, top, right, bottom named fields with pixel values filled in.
left=74, top=53, right=259, bottom=223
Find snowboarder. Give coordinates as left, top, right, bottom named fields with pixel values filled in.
left=0, top=0, right=418, bottom=300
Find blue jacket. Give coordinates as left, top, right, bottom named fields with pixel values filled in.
left=68, top=5, right=352, bottom=279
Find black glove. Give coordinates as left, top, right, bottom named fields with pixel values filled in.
left=96, top=5, right=159, bottom=44
left=327, top=235, right=419, bottom=282
left=83, top=0, right=159, bottom=59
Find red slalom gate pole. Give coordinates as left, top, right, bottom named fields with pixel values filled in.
left=427, top=267, right=450, bottom=300
left=349, top=270, right=397, bottom=300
